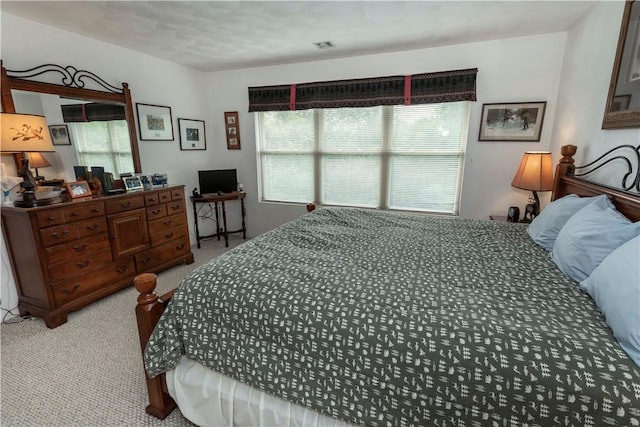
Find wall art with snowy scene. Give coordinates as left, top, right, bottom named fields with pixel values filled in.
left=478, top=101, right=546, bottom=141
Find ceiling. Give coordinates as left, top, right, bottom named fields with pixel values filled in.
left=1, top=1, right=596, bottom=72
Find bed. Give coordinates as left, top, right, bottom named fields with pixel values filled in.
left=135, top=144, right=640, bottom=426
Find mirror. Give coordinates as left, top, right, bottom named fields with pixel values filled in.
left=0, top=62, right=142, bottom=176
left=603, top=0, right=640, bottom=129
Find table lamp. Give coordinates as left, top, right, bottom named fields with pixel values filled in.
left=1, top=113, right=55, bottom=207
left=511, top=151, right=553, bottom=221
left=28, top=152, right=52, bottom=181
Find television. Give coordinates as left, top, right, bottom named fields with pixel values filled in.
left=198, top=169, right=237, bottom=195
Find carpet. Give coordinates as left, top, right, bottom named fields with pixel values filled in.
left=1, top=236, right=244, bottom=427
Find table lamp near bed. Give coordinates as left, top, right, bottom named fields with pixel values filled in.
left=1, top=112, right=55, bottom=207
left=511, top=151, right=553, bottom=222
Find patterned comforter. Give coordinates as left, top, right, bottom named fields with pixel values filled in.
left=145, top=208, right=640, bottom=426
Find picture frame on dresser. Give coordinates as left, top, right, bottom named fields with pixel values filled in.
left=123, top=176, right=144, bottom=192
left=65, top=181, right=92, bottom=200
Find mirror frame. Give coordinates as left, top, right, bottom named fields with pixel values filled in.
left=603, top=0, right=640, bottom=129
left=0, top=61, right=142, bottom=173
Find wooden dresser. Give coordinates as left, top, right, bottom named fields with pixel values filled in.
left=1, top=185, right=194, bottom=328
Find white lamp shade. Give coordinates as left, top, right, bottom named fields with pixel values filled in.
left=511, top=151, right=553, bottom=191
left=1, top=113, right=55, bottom=153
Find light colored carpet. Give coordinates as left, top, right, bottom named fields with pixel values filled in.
left=1, top=236, right=244, bottom=427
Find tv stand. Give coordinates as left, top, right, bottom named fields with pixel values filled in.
left=190, top=191, right=246, bottom=248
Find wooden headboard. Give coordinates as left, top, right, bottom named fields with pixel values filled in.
left=552, top=144, right=640, bottom=222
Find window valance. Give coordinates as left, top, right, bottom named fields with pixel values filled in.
left=62, top=103, right=126, bottom=122
left=248, top=68, right=477, bottom=112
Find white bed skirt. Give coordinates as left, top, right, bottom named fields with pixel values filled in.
left=167, top=356, right=356, bottom=427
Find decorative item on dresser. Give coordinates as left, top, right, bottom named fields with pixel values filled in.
left=1, top=185, right=193, bottom=328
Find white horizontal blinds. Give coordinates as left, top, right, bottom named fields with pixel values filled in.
left=388, top=102, right=470, bottom=213
left=70, top=121, right=132, bottom=176
left=320, top=107, right=382, bottom=207
left=260, top=110, right=314, bottom=202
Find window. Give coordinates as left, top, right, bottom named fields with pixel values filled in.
left=69, top=120, right=134, bottom=177
left=256, top=102, right=470, bottom=215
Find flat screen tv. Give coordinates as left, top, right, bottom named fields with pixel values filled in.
left=198, top=169, right=237, bottom=195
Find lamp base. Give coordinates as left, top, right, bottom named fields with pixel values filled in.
left=522, top=191, right=541, bottom=222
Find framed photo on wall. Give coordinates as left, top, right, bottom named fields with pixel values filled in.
left=224, top=111, right=241, bottom=150
left=178, top=118, right=206, bottom=150
left=478, top=101, right=547, bottom=141
left=49, top=124, right=71, bottom=145
left=136, top=103, right=174, bottom=141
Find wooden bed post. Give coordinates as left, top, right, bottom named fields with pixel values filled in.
left=134, top=273, right=177, bottom=419
left=551, top=144, right=577, bottom=201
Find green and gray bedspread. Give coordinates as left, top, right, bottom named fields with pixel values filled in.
left=145, top=208, right=640, bottom=426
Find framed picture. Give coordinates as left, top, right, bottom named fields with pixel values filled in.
left=123, top=176, right=144, bottom=192
left=136, top=103, right=174, bottom=141
left=478, top=101, right=547, bottom=142
left=65, top=180, right=92, bottom=200
left=48, top=124, right=71, bottom=145
left=224, top=111, right=241, bottom=150
left=611, top=94, right=632, bottom=112
left=178, top=118, right=206, bottom=150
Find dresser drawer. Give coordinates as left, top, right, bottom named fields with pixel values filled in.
left=45, top=233, right=111, bottom=265
left=146, top=204, right=167, bottom=221
left=63, top=202, right=105, bottom=222
left=48, top=248, right=113, bottom=283
left=150, top=225, right=187, bottom=247
left=77, top=217, right=108, bottom=238
left=148, top=213, right=187, bottom=235
left=51, top=258, right=135, bottom=306
left=36, top=210, right=65, bottom=228
left=158, top=191, right=172, bottom=204
left=135, top=235, right=190, bottom=273
left=171, top=188, right=184, bottom=200
left=166, top=199, right=185, bottom=215
left=105, top=196, right=145, bottom=214
left=40, top=224, right=79, bottom=247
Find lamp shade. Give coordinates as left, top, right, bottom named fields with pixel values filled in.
left=511, top=151, right=553, bottom=191
left=27, top=152, right=52, bottom=169
left=1, top=113, right=55, bottom=153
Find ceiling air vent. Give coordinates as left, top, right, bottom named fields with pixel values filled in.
left=313, top=41, right=336, bottom=49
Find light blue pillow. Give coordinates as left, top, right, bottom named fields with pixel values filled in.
left=528, top=194, right=610, bottom=251
left=580, top=235, right=640, bottom=367
left=551, top=196, right=640, bottom=282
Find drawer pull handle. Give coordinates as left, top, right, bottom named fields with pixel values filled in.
left=72, top=243, right=89, bottom=251
left=71, top=211, right=79, bottom=217
left=171, top=205, right=180, bottom=210
left=47, top=216, right=56, bottom=222
left=62, top=284, right=80, bottom=294
left=141, top=256, right=151, bottom=264
left=76, top=260, right=90, bottom=268
left=163, top=220, right=173, bottom=226
left=116, top=265, right=129, bottom=273
left=86, top=223, right=99, bottom=231
left=176, top=244, right=185, bottom=250
left=120, top=202, right=131, bottom=208
left=152, top=209, right=162, bottom=214
left=92, top=208, right=101, bottom=212
left=51, top=230, right=69, bottom=238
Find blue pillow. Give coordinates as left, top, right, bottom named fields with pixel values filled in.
left=580, top=235, right=640, bottom=367
left=528, top=194, right=610, bottom=251
left=551, top=196, right=640, bottom=282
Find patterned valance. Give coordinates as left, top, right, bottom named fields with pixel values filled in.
left=248, top=68, right=477, bottom=112
left=62, top=103, right=126, bottom=122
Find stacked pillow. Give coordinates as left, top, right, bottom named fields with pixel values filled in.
left=528, top=193, right=640, bottom=367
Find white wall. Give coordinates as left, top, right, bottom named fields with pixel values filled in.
left=550, top=0, right=640, bottom=183
left=206, top=32, right=567, bottom=235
